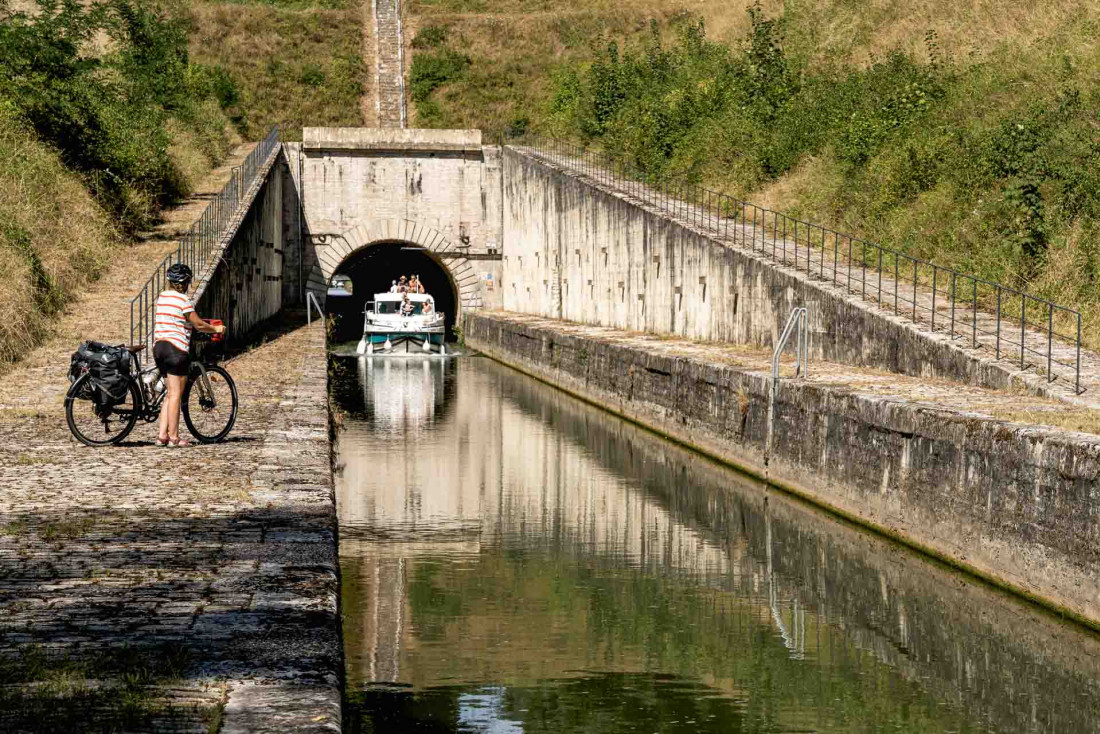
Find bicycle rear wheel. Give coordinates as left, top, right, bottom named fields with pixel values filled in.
left=182, top=365, right=238, bottom=443
left=65, top=373, right=140, bottom=447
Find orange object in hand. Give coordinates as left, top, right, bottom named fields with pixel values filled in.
left=208, top=319, right=225, bottom=343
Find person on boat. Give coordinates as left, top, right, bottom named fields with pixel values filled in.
left=400, top=294, right=415, bottom=316
left=422, top=299, right=434, bottom=315
left=413, top=275, right=425, bottom=294
left=389, top=280, right=399, bottom=293
left=154, top=263, right=225, bottom=448
left=398, top=275, right=408, bottom=293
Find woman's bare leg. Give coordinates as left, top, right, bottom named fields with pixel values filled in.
left=165, top=374, right=187, bottom=440
left=157, top=385, right=170, bottom=441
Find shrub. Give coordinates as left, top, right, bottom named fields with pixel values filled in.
left=409, top=48, right=470, bottom=103
left=412, top=24, right=449, bottom=49
left=0, top=0, right=235, bottom=230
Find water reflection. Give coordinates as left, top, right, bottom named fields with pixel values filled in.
left=333, top=356, right=1100, bottom=734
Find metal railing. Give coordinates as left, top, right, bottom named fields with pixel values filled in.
left=129, top=126, right=281, bottom=350
left=516, top=136, right=1085, bottom=395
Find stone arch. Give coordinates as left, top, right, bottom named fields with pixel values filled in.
left=305, top=219, right=484, bottom=314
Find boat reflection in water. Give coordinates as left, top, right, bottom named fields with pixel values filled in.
left=333, top=356, right=1100, bottom=734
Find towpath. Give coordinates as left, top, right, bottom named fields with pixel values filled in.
left=479, top=311, right=1100, bottom=436
left=0, top=151, right=340, bottom=732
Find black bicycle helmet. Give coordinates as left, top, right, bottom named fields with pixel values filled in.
left=166, top=262, right=193, bottom=284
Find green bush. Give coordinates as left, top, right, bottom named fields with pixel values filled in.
left=0, top=0, right=236, bottom=230
left=412, top=24, right=449, bottom=49
left=409, top=48, right=470, bottom=103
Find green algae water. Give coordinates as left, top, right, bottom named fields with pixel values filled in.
left=331, top=355, right=1100, bottom=734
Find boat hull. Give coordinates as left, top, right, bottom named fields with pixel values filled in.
left=356, top=330, right=447, bottom=355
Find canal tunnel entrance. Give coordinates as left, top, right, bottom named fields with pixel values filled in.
left=326, top=241, right=459, bottom=344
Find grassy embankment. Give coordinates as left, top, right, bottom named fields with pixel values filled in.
left=186, top=0, right=366, bottom=140
left=406, top=0, right=1100, bottom=346
left=0, top=0, right=239, bottom=365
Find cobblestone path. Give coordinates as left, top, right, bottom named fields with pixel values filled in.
left=0, top=152, right=340, bottom=732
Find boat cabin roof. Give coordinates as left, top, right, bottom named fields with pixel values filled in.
left=374, top=292, right=434, bottom=302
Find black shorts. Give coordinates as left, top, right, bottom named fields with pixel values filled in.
left=154, top=341, right=191, bottom=377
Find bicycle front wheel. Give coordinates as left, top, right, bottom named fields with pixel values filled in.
left=182, top=365, right=238, bottom=443
left=65, top=373, right=140, bottom=447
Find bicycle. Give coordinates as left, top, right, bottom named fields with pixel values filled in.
left=65, top=333, right=238, bottom=447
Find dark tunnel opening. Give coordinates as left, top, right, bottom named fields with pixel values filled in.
left=325, top=242, right=459, bottom=344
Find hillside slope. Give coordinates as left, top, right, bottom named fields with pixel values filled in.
left=0, top=0, right=246, bottom=366
left=407, top=0, right=1100, bottom=344
left=186, top=0, right=367, bottom=140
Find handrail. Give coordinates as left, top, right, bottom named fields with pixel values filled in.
left=306, top=291, right=324, bottom=325
left=772, top=307, right=808, bottom=382
left=128, top=126, right=281, bottom=350
left=513, top=135, right=1085, bottom=395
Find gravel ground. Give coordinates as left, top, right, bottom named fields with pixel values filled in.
left=0, top=151, right=341, bottom=732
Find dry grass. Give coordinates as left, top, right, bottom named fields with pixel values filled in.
left=990, top=406, right=1100, bottom=437
left=166, top=109, right=242, bottom=193
left=0, top=111, right=118, bottom=366
left=187, top=1, right=367, bottom=139
left=406, top=0, right=1100, bottom=137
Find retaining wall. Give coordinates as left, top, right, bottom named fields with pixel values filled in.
left=194, top=151, right=288, bottom=337
left=501, top=148, right=1016, bottom=391
left=497, top=363, right=1100, bottom=732
left=466, top=311, right=1100, bottom=629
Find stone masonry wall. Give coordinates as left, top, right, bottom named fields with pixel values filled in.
left=466, top=311, right=1100, bottom=629
left=501, top=148, right=1016, bottom=391
left=498, top=364, right=1100, bottom=731
left=195, top=154, right=287, bottom=337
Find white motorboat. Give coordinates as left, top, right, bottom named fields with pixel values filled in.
left=356, top=292, right=447, bottom=355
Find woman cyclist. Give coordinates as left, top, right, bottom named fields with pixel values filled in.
left=154, top=263, right=225, bottom=447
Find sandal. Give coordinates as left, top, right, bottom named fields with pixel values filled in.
left=155, top=436, right=170, bottom=447
left=168, top=437, right=193, bottom=448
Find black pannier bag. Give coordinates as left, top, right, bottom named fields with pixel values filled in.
left=69, top=341, right=132, bottom=407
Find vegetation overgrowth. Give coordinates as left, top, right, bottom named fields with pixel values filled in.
left=0, top=0, right=245, bottom=365
left=408, top=0, right=1100, bottom=345
left=1, top=0, right=239, bottom=229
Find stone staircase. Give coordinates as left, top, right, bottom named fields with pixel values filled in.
left=372, top=0, right=406, bottom=128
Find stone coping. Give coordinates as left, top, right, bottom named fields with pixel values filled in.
left=303, top=127, right=482, bottom=152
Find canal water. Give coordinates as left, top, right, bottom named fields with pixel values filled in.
left=331, top=355, right=1100, bottom=734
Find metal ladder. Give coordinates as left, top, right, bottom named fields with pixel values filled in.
left=766, top=307, right=809, bottom=462
left=772, top=307, right=808, bottom=384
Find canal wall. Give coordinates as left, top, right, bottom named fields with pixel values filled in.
left=500, top=147, right=1016, bottom=392
left=496, top=363, right=1100, bottom=732
left=465, top=311, right=1100, bottom=630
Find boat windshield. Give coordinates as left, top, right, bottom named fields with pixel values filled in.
left=376, top=301, right=427, bottom=315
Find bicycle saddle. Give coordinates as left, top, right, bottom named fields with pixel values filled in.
left=124, top=344, right=147, bottom=353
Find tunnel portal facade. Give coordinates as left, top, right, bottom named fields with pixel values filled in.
left=284, top=128, right=504, bottom=325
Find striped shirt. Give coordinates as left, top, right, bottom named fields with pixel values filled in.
left=153, top=290, right=195, bottom=352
